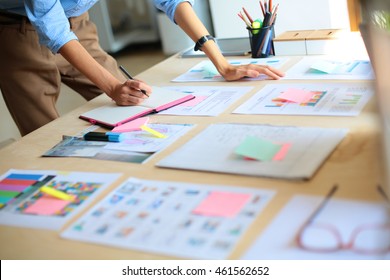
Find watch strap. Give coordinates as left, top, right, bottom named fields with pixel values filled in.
left=194, top=35, right=215, bottom=51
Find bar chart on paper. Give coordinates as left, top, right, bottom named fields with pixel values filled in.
left=233, top=83, right=373, bottom=116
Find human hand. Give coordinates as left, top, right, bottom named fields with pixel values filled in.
left=110, top=79, right=152, bottom=106
left=221, top=64, right=285, bottom=81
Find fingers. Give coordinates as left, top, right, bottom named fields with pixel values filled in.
left=113, top=80, right=152, bottom=106
left=124, top=80, right=152, bottom=97
left=259, top=65, right=285, bottom=80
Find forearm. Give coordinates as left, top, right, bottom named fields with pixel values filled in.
left=174, top=2, right=230, bottom=75
left=58, top=39, right=121, bottom=98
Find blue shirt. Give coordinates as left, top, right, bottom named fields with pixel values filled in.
left=0, top=0, right=193, bottom=53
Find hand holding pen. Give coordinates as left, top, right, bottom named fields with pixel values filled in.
left=106, top=65, right=152, bottom=106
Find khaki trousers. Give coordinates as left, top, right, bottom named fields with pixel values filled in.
left=0, top=12, right=125, bottom=136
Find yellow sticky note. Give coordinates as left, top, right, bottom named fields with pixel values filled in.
left=140, top=125, right=167, bottom=138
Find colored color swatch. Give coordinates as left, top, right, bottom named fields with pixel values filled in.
left=192, top=191, right=251, bottom=218
left=0, top=173, right=43, bottom=209
left=235, top=136, right=282, bottom=161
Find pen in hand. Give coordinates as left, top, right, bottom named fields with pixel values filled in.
left=119, top=65, right=149, bottom=97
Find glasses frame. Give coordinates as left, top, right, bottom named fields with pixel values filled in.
left=296, top=185, right=390, bottom=255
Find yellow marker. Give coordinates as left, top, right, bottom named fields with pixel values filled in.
left=40, top=186, right=75, bottom=201
left=140, top=125, right=167, bottom=138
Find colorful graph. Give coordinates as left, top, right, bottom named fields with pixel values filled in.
left=267, top=90, right=327, bottom=107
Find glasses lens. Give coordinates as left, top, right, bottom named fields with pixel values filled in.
left=354, top=225, right=390, bottom=253
left=300, top=224, right=340, bottom=251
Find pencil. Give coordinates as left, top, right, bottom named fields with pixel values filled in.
left=119, top=65, right=149, bottom=97
left=242, top=7, right=254, bottom=23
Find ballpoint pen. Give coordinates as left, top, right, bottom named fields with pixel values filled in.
left=119, top=65, right=149, bottom=97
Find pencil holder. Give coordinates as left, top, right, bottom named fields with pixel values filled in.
left=247, top=25, right=275, bottom=58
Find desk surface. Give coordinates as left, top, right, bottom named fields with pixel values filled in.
left=0, top=55, right=384, bottom=260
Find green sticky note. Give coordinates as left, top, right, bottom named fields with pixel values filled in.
left=235, top=136, right=282, bottom=161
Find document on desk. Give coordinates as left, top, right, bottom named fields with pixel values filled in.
left=104, top=123, right=194, bottom=153
left=0, top=169, right=121, bottom=230
left=79, top=86, right=195, bottom=128
left=241, top=195, right=390, bottom=260
left=61, top=177, right=275, bottom=259
left=156, top=86, right=253, bottom=116
left=43, top=136, right=153, bottom=163
left=156, top=124, right=348, bottom=180
left=233, top=83, right=373, bottom=116
left=284, top=56, right=375, bottom=80
left=172, top=58, right=289, bottom=82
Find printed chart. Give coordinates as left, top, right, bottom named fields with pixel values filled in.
left=62, top=178, right=275, bottom=259
left=172, top=58, right=289, bottom=82
left=0, top=169, right=120, bottom=230
left=233, top=83, right=373, bottom=116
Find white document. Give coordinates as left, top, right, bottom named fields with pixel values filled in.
left=61, top=178, right=275, bottom=259
left=157, top=86, right=253, bottom=116
left=172, top=58, right=289, bottom=82
left=233, top=83, right=373, bottom=116
left=0, top=170, right=121, bottom=230
left=284, top=56, right=375, bottom=80
left=242, top=195, right=390, bottom=260
left=156, top=124, right=348, bottom=180
left=104, top=123, right=194, bottom=153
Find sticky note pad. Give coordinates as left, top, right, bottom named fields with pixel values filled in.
left=112, top=117, right=149, bottom=133
left=310, top=61, right=338, bottom=74
left=192, top=191, right=251, bottom=218
left=278, top=88, right=316, bottom=104
left=23, top=197, right=71, bottom=215
left=235, top=136, right=282, bottom=161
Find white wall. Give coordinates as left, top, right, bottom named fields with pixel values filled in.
left=209, top=0, right=351, bottom=38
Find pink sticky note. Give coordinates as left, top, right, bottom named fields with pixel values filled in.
left=23, top=197, right=71, bottom=215
left=112, top=117, right=149, bottom=133
left=192, top=191, right=251, bottom=218
left=178, top=95, right=207, bottom=107
left=272, top=143, right=292, bottom=161
left=278, top=88, right=316, bottom=104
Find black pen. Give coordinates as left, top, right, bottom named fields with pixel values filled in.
left=119, top=65, right=149, bottom=97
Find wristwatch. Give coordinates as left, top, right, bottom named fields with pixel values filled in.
left=194, top=35, right=215, bottom=51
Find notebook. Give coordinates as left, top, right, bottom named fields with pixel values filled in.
left=79, top=86, right=194, bottom=128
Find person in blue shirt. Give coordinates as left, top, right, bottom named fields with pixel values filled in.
left=0, top=0, right=284, bottom=136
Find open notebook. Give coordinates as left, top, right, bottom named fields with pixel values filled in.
left=79, top=87, right=194, bottom=128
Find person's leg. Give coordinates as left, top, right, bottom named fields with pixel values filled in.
left=56, top=12, right=126, bottom=101
left=0, top=13, right=61, bottom=136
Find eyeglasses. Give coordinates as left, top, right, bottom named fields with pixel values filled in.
left=296, top=185, right=390, bottom=255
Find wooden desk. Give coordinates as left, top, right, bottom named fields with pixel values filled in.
left=0, top=55, right=384, bottom=259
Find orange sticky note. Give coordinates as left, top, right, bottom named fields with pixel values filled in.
left=112, top=117, right=149, bottom=133
left=192, top=191, right=251, bottom=218
left=278, top=88, right=316, bottom=104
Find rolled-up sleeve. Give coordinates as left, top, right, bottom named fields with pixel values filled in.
left=154, top=0, right=194, bottom=23
left=24, top=0, right=77, bottom=53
